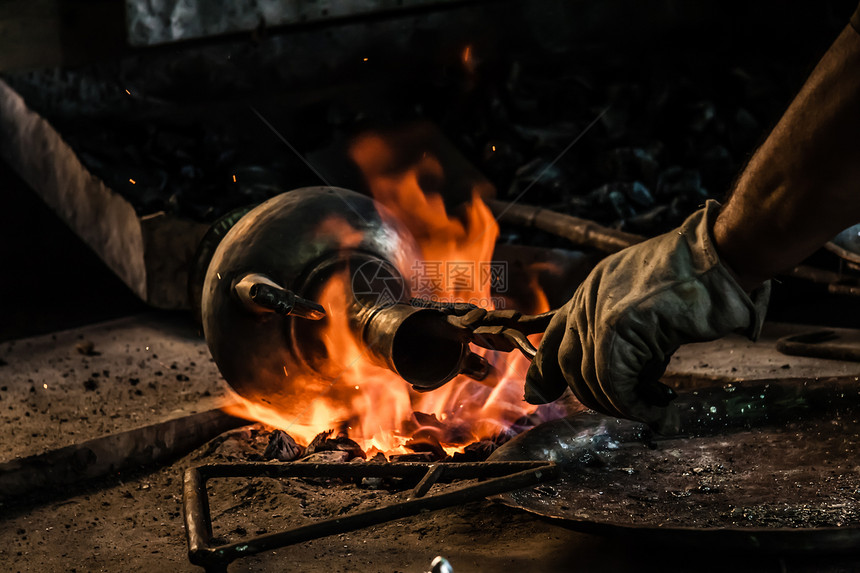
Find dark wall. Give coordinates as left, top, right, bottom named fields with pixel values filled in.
left=0, top=159, right=146, bottom=341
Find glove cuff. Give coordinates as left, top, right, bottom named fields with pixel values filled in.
left=690, top=200, right=771, bottom=341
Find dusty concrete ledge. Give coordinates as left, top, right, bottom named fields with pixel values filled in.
left=668, top=322, right=860, bottom=384
left=0, top=313, right=230, bottom=462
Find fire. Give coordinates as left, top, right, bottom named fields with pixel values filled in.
left=224, top=128, right=558, bottom=455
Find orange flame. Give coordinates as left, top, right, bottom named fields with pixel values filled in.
left=224, top=129, right=555, bottom=455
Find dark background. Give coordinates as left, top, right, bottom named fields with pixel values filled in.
left=3, top=0, right=860, bottom=342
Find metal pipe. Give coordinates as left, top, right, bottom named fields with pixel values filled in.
left=352, top=302, right=474, bottom=390
left=486, top=198, right=644, bottom=253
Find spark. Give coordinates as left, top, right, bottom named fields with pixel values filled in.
left=491, top=145, right=496, bottom=152
left=217, top=272, right=222, bottom=280
left=125, top=89, right=130, bottom=95
left=283, top=366, right=289, bottom=378
left=232, top=174, right=237, bottom=183
left=363, top=57, right=368, bottom=62
left=43, top=383, right=47, bottom=389
left=129, top=178, right=136, bottom=184
left=354, top=385, right=360, bottom=390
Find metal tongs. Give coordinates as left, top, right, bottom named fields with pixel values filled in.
left=410, top=298, right=556, bottom=360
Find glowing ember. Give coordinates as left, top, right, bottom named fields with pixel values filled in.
left=224, top=129, right=557, bottom=455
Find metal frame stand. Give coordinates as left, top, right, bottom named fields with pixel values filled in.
left=183, top=460, right=558, bottom=572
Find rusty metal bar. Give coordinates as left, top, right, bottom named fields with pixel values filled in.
left=777, top=329, right=860, bottom=362
left=183, top=461, right=558, bottom=572
left=408, top=463, right=446, bottom=499
left=183, top=461, right=213, bottom=555
left=486, top=199, right=644, bottom=253
left=787, top=265, right=860, bottom=297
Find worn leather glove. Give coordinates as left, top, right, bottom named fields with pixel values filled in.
left=525, top=201, right=770, bottom=433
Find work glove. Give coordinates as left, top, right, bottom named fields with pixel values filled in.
left=524, top=200, right=770, bottom=433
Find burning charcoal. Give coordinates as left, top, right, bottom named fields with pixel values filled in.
left=412, top=411, right=447, bottom=431
left=324, top=436, right=366, bottom=460
left=403, top=411, right=450, bottom=439
left=390, top=452, right=435, bottom=463
left=367, top=451, right=388, bottom=463
left=436, top=419, right=476, bottom=446
left=450, top=440, right=497, bottom=462
left=299, top=451, right=349, bottom=463
left=405, top=429, right=447, bottom=461
left=306, top=430, right=333, bottom=453
left=305, top=429, right=366, bottom=460
left=263, top=429, right=303, bottom=462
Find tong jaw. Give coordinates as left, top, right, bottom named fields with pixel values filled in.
left=409, top=298, right=556, bottom=360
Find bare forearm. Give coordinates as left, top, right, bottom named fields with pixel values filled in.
left=714, top=24, right=860, bottom=290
